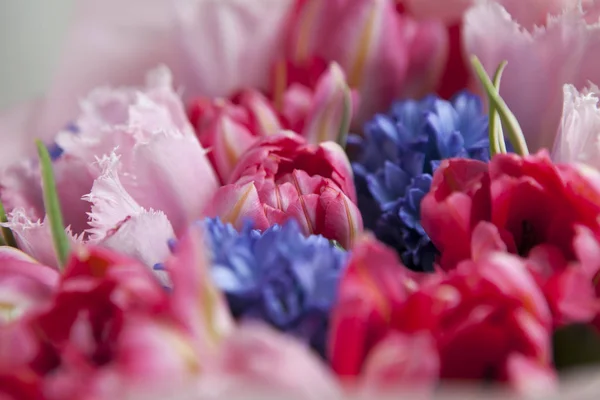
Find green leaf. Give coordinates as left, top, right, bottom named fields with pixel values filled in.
left=470, top=56, right=529, bottom=156
left=553, top=323, right=600, bottom=370
left=488, top=61, right=508, bottom=156
left=36, top=140, right=70, bottom=269
left=0, top=198, right=17, bottom=247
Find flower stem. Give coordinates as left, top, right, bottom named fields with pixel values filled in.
left=489, top=61, right=508, bottom=155
left=36, top=139, right=70, bottom=269
left=470, top=56, right=529, bottom=156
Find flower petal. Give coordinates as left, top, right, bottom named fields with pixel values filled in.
left=175, top=0, right=294, bottom=98
left=463, top=2, right=600, bottom=152
left=552, top=83, right=600, bottom=168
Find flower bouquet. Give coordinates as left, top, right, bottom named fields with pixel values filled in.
left=1, top=0, right=600, bottom=399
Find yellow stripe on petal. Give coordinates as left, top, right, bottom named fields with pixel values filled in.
left=222, top=184, right=255, bottom=225
left=273, top=60, right=288, bottom=112
left=348, top=4, right=378, bottom=89
left=295, top=0, right=322, bottom=62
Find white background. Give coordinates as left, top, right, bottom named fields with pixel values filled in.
left=0, top=0, right=75, bottom=109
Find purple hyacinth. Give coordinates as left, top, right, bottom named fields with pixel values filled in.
left=200, top=217, right=348, bottom=358
left=348, top=90, right=490, bottom=272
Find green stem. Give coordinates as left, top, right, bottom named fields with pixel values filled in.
left=471, top=56, right=529, bottom=156
left=488, top=61, right=508, bottom=155
left=36, top=140, right=70, bottom=269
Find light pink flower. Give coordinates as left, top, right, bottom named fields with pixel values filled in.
left=0, top=67, right=217, bottom=269
left=463, top=1, right=600, bottom=153
left=552, top=83, right=600, bottom=168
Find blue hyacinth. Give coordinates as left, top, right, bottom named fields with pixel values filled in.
left=200, top=217, right=348, bottom=357
left=348, top=90, right=490, bottom=272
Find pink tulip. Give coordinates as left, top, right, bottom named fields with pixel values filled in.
left=197, top=322, right=342, bottom=400
left=207, top=133, right=363, bottom=248
left=360, top=331, right=439, bottom=393
left=463, top=1, right=600, bottom=153
left=187, top=61, right=356, bottom=184
left=164, top=222, right=234, bottom=356
left=1, top=67, right=217, bottom=269
left=284, top=0, right=448, bottom=125
left=0, top=247, right=58, bottom=323
left=187, top=91, right=282, bottom=183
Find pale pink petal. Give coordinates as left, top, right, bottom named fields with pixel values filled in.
left=3, top=209, right=82, bottom=269
left=119, top=130, right=218, bottom=234
left=552, top=83, right=600, bottom=168
left=0, top=246, right=59, bottom=322
left=0, top=160, right=45, bottom=220
left=404, top=0, right=575, bottom=27
left=470, top=221, right=508, bottom=261
left=0, top=321, right=41, bottom=370
left=361, top=331, right=439, bottom=392
left=573, top=225, right=600, bottom=279
left=165, top=223, right=234, bottom=356
left=108, top=316, right=200, bottom=386
left=84, top=153, right=143, bottom=241
left=463, top=2, right=600, bottom=152
left=100, top=212, right=175, bottom=276
left=204, top=322, right=342, bottom=400
left=84, top=153, right=175, bottom=271
left=36, top=0, right=185, bottom=140
left=174, top=0, right=294, bottom=98
left=72, top=66, right=192, bottom=135
left=504, top=353, right=558, bottom=396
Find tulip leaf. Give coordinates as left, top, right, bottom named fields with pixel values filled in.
left=36, top=139, right=70, bottom=269
left=0, top=198, right=17, bottom=248
left=470, top=56, right=529, bottom=156
left=488, top=61, right=508, bottom=156
left=553, top=323, right=600, bottom=370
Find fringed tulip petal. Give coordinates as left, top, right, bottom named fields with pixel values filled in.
left=552, top=83, right=600, bottom=168
left=85, top=153, right=175, bottom=270
left=463, top=2, right=600, bottom=152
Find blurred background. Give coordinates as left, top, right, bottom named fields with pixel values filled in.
left=0, top=0, right=75, bottom=109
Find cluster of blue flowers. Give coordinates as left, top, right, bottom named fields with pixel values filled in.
left=348, top=91, right=490, bottom=272
left=200, top=217, right=348, bottom=357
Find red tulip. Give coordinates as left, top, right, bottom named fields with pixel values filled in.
left=421, top=151, right=600, bottom=327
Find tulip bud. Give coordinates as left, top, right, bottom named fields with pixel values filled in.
left=188, top=92, right=283, bottom=183
left=210, top=134, right=363, bottom=247
left=301, top=63, right=354, bottom=146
